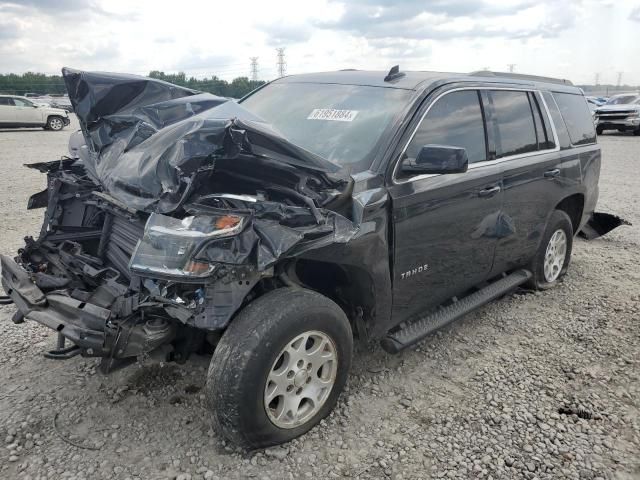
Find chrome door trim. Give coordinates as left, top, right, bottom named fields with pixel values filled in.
left=392, top=86, right=563, bottom=185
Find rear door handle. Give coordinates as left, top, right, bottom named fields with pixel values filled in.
left=544, top=168, right=561, bottom=178
left=478, top=185, right=501, bottom=197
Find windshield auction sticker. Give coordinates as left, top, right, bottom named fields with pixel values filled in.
left=307, top=109, right=359, bottom=122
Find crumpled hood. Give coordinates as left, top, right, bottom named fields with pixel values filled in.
left=62, top=68, right=347, bottom=213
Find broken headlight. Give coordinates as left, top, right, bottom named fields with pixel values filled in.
left=129, top=213, right=244, bottom=278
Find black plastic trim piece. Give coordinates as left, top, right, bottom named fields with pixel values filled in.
left=381, top=269, right=532, bottom=353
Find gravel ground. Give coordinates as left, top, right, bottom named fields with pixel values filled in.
left=0, top=118, right=638, bottom=480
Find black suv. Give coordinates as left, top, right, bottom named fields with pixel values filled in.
left=2, top=67, right=604, bottom=448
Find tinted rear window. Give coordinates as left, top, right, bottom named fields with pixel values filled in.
left=530, top=92, right=555, bottom=150
left=542, top=92, right=571, bottom=149
left=0, top=97, right=13, bottom=106
left=489, top=91, right=537, bottom=158
left=552, top=92, right=596, bottom=146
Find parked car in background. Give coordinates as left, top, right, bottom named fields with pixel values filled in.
left=3, top=67, right=624, bottom=449
left=48, top=94, right=74, bottom=113
left=21, top=93, right=52, bottom=107
left=594, top=93, right=640, bottom=135
left=0, top=95, right=70, bottom=130
left=586, top=96, right=605, bottom=114
left=586, top=96, right=606, bottom=107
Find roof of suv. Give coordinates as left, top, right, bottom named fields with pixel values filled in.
left=274, top=69, right=580, bottom=94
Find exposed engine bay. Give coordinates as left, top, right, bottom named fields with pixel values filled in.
left=1, top=69, right=360, bottom=371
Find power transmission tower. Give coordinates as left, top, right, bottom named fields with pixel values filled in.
left=250, top=57, right=259, bottom=81
left=276, top=48, right=287, bottom=77
left=616, top=71, right=623, bottom=89
left=594, top=72, right=600, bottom=86
left=507, top=63, right=516, bottom=73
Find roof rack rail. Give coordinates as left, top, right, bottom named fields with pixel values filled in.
left=469, top=70, right=573, bottom=86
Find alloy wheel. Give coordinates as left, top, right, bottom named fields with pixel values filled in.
left=543, top=229, right=567, bottom=282
left=49, top=118, right=63, bottom=130
left=264, top=330, right=338, bottom=429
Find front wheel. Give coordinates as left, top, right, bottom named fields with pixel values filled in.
left=46, top=116, right=65, bottom=131
left=526, top=210, right=573, bottom=290
left=596, top=126, right=604, bottom=135
left=205, top=288, right=353, bottom=448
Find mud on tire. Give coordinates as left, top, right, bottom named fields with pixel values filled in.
left=205, top=287, right=353, bottom=449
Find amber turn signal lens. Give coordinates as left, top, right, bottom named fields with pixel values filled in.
left=183, top=260, right=214, bottom=275
left=215, top=215, right=241, bottom=230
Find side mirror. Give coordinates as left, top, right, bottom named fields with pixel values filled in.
left=401, top=144, right=469, bottom=175
left=32, top=105, right=39, bottom=108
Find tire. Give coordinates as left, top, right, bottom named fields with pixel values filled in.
left=205, top=287, right=353, bottom=448
left=634, top=127, right=640, bottom=136
left=526, top=210, right=573, bottom=290
left=596, top=126, right=604, bottom=135
left=46, top=116, right=65, bottom=131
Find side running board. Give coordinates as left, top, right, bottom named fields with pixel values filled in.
left=381, top=269, right=532, bottom=354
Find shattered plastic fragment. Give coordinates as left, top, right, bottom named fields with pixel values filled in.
left=578, top=212, right=631, bottom=240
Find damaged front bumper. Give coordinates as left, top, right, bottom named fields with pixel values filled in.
left=2, top=254, right=111, bottom=355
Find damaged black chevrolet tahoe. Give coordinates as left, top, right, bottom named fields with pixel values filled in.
left=1, top=67, right=622, bottom=448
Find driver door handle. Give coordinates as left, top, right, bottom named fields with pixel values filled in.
left=544, top=168, right=561, bottom=178
left=478, top=185, right=501, bottom=198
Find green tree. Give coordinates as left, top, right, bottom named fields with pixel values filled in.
left=0, top=71, right=266, bottom=98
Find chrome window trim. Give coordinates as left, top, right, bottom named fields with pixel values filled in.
left=393, top=86, right=562, bottom=185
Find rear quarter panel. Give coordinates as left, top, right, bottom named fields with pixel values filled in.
left=561, top=144, right=601, bottom=231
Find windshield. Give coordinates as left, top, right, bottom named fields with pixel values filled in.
left=605, top=95, right=640, bottom=105
left=241, top=82, right=412, bottom=172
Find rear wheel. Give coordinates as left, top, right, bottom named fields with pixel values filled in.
left=205, top=287, right=353, bottom=448
left=526, top=210, right=573, bottom=290
left=46, top=116, right=64, bottom=131
left=634, top=126, right=640, bottom=136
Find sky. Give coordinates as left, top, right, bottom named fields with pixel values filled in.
left=0, top=0, right=639, bottom=85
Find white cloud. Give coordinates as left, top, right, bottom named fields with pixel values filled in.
left=0, top=0, right=638, bottom=84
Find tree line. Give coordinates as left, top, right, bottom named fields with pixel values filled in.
left=0, top=71, right=266, bottom=99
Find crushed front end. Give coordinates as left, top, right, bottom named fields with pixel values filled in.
left=1, top=68, right=357, bottom=372
left=1, top=161, right=210, bottom=368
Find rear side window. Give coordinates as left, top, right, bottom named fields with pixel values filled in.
left=542, top=92, right=571, bottom=149
left=529, top=92, right=555, bottom=150
left=552, top=92, right=596, bottom=146
left=0, top=97, right=14, bottom=106
left=405, top=90, right=487, bottom=164
left=489, top=90, right=537, bottom=158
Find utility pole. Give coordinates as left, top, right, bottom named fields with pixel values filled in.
left=250, top=57, right=259, bottom=81
left=616, top=71, right=623, bottom=89
left=594, top=72, right=600, bottom=86
left=276, top=48, right=287, bottom=77
left=507, top=63, right=516, bottom=73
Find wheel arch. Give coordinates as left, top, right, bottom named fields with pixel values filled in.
left=554, top=193, right=585, bottom=235
left=45, top=114, right=64, bottom=129
left=283, top=258, right=377, bottom=340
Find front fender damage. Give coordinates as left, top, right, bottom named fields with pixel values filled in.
left=3, top=69, right=365, bottom=366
